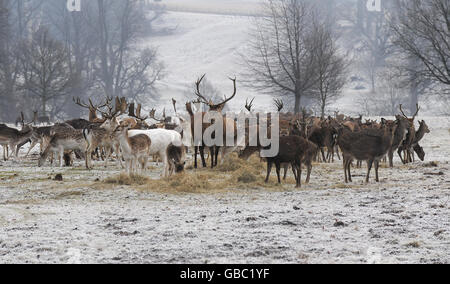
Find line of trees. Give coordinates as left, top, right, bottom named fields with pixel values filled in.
left=0, top=0, right=164, bottom=122
left=242, top=0, right=449, bottom=116
left=241, top=0, right=348, bottom=116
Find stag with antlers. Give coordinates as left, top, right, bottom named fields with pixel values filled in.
left=397, top=104, right=420, bottom=164
left=187, top=74, right=238, bottom=168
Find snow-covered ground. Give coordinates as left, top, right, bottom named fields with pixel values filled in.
left=0, top=116, right=448, bottom=264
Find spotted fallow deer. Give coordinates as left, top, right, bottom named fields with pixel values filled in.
left=111, top=121, right=152, bottom=174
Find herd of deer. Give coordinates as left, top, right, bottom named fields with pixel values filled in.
left=0, top=76, right=430, bottom=188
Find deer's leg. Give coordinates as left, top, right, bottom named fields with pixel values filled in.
left=85, top=147, right=91, bottom=169
left=375, top=160, right=380, bottom=182
left=320, top=148, right=326, bottom=163
left=115, top=144, right=124, bottom=169
left=275, top=162, right=281, bottom=184
left=336, top=146, right=341, bottom=161
left=297, top=161, right=302, bottom=188
left=283, top=163, right=289, bottom=180
left=214, top=146, right=220, bottom=167
left=291, top=163, right=298, bottom=181
left=306, top=161, right=312, bottom=184
left=209, top=146, right=215, bottom=168
left=291, top=162, right=298, bottom=187
left=59, top=148, right=64, bottom=168
left=347, top=161, right=352, bottom=182
left=366, top=159, right=373, bottom=183
left=397, top=147, right=405, bottom=164
left=194, top=146, right=198, bottom=169
left=25, top=140, right=38, bottom=158
left=199, top=146, right=207, bottom=168
left=265, top=161, right=273, bottom=183
left=388, top=149, right=394, bottom=168
left=343, top=158, right=348, bottom=183
left=162, top=152, right=169, bottom=178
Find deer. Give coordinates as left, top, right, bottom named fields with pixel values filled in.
left=38, top=128, right=87, bottom=167
left=83, top=97, right=128, bottom=169
left=110, top=120, right=152, bottom=174
left=397, top=104, right=420, bottom=164
left=240, top=135, right=318, bottom=188
left=382, top=115, right=410, bottom=168
left=187, top=74, right=239, bottom=168
left=337, top=120, right=398, bottom=183
left=73, top=97, right=111, bottom=123
left=126, top=128, right=187, bottom=177
left=398, top=119, right=430, bottom=163
left=167, top=142, right=186, bottom=176
left=0, top=118, right=34, bottom=160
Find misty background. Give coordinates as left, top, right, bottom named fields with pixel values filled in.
left=0, top=0, right=448, bottom=122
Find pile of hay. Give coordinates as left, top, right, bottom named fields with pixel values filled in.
left=102, top=153, right=296, bottom=193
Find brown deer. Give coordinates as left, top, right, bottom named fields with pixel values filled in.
left=384, top=115, right=410, bottom=168
left=167, top=143, right=186, bottom=175
left=187, top=74, right=238, bottom=168
left=398, top=119, right=430, bottom=163
left=397, top=104, right=420, bottom=164
left=337, top=120, right=398, bottom=183
left=266, top=136, right=318, bottom=188
left=239, top=135, right=318, bottom=187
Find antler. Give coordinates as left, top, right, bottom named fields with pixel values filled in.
left=194, top=74, right=211, bottom=106
left=73, top=97, right=91, bottom=109
left=149, top=109, right=165, bottom=123
left=172, top=98, right=177, bottom=114
left=399, top=104, right=420, bottom=120
left=245, top=97, right=255, bottom=112
left=274, top=99, right=284, bottom=112
left=128, top=103, right=148, bottom=121
left=194, top=75, right=237, bottom=112
left=399, top=104, right=409, bottom=119
left=209, top=76, right=237, bottom=111
left=412, top=104, right=420, bottom=120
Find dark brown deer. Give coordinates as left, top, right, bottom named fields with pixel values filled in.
left=265, top=136, right=318, bottom=188
left=397, top=104, right=420, bottom=164
left=337, top=120, right=398, bottom=183
left=239, top=135, right=319, bottom=188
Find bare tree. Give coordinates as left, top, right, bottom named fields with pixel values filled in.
left=18, top=27, right=74, bottom=118
left=0, top=0, right=43, bottom=121
left=390, top=0, right=450, bottom=89
left=94, top=0, right=164, bottom=100
left=241, top=0, right=318, bottom=113
left=311, top=21, right=348, bottom=118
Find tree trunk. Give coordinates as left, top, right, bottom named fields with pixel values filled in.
left=294, top=92, right=302, bottom=114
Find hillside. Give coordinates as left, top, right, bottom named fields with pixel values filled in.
left=144, top=9, right=441, bottom=116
